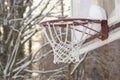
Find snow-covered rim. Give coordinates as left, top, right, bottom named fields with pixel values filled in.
left=40, top=18, right=103, bottom=27
left=40, top=18, right=108, bottom=41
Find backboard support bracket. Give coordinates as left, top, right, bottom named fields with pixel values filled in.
left=101, top=20, right=109, bottom=40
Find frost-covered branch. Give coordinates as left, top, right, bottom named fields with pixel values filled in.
left=1, top=0, right=70, bottom=79
left=71, top=52, right=88, bottom=75
left=21, top=28, right=37, bottom=44
left=25, top=0, right=60, bottom=26
left=16, top=42, right=49, bottom=66
left=13, top=49, right=52, bottom=73
left=0, top=62, right=3, bottom=71
left=24, top=0, right=44, bottom=20
left=24, top=67, right=65, bottom=74
left=48, top=67, right=68, bottom=80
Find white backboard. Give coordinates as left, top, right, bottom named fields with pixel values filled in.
left=108, top=0, right=120, bottom=26
left=71, top=0, right=120, bottom=53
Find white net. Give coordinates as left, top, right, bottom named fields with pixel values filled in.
left=41, top=19, right=101, bottom=64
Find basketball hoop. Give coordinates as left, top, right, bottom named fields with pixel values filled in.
left=40, top=18, right=108, bottom=64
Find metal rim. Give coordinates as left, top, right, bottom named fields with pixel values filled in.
left=40, top=18, right=108, bottom=40
left=40, top=18, right=104, bottom=27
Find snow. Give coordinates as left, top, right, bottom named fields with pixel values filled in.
left=88, top=5, right=106, bottom=20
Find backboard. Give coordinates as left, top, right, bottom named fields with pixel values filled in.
left=71, top=0, right=120, bottom=53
